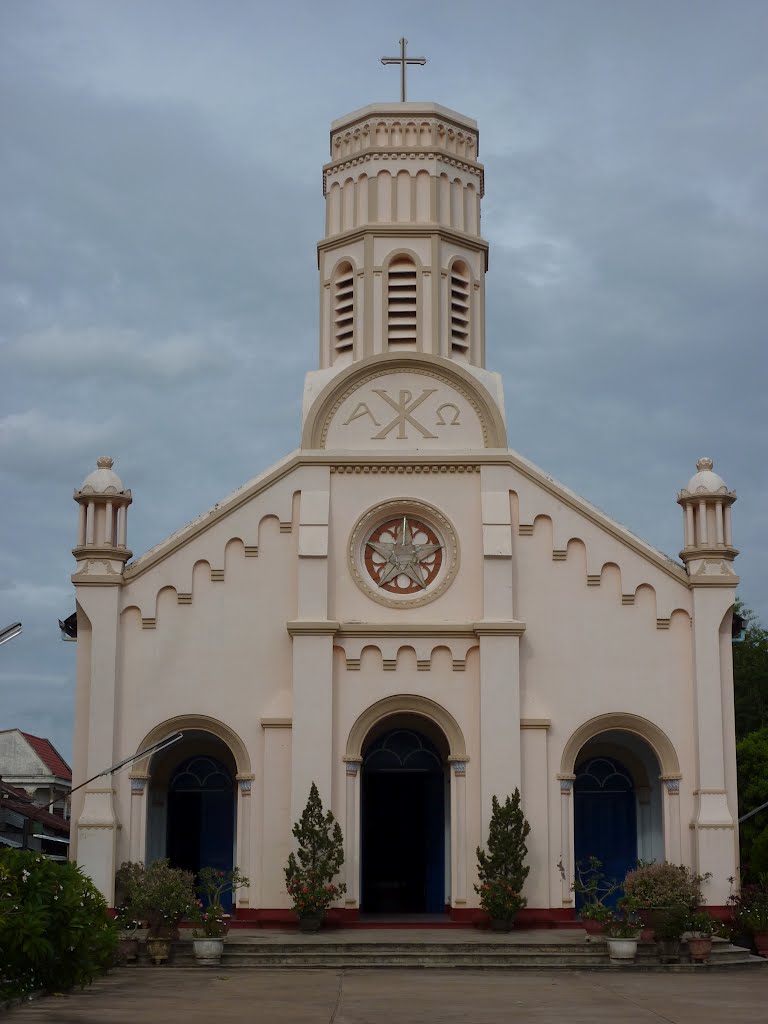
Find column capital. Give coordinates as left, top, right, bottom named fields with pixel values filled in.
left=557, top=773, right=575, bottom=794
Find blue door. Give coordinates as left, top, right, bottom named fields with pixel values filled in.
left=167, top=755, right=235, bottom=910
left=573, top=756, right=636, bottom=908
left=361, top=729, right=445, bottom=915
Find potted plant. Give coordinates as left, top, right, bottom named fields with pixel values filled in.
left=285, top=782, right=346, bottom=932
left=686, top=910, right=715, bottom=963
left=113, top=906, right=141, bottom=963
left=729, top=875, right=768, bottom=957
left=572, top=857, right=620, bottom=937
left=475, top=790, right=530, bottom=932
left=654, top=905, right=688, bottom=964
left=190, top=866, right=249, bottom=965
left=119, top=859, right=196, bottom=964
left=114, top=862, right=146, bottom=963
left=623, top=862, right=708, bottom=938
left=604, top=905, right=642, bottom=965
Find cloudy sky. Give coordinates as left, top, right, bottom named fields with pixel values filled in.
left=1, top=1, right=766, bottom=764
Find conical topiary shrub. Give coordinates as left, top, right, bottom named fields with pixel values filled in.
left=475, top=789, right=531, bottom=929
left=285, top=782, right=346, bottom=930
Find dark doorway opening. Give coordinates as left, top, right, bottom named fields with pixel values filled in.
left=361, top=728, right=445, bottom=915
left=573, top=755, right=637, bottom=909
left=166, top=755, right=235, bottom=910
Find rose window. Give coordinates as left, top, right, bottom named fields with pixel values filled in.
left=363, top=515, right=443, bottom=594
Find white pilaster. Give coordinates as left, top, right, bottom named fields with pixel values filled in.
left=236, top=774, right=255, bottom=908
left=558, top=776, right=575, bottom=907
left=449, top=759, right=468, bottom=905
left=343, top=759, right=362, bottom=907
left=662, top=777, right=682, bottom=863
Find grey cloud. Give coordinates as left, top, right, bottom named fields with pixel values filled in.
left=1, top=1, right=766, bottom=762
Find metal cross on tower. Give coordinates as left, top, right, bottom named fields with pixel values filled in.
left=380, top=37, right=427, bottom=102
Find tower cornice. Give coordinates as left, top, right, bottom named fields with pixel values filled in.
left=317, top=223, right=489, bottom=270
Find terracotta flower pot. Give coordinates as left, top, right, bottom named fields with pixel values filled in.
left=299, top=914, right=324, bottom=933
left=687, top=936, right=713, bottom=964
left=752, top=931, right=768, bottom=958
left=489, top=918, right=515, bottom=932
left=118, top=936, right=139, bottom=963
left=656, top=939, right=681, bottom=964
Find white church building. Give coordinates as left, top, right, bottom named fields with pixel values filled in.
left=69, top=96, right=740, bottom=924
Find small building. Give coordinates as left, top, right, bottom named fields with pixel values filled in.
left=0, top=729, right=72, bottom=817
left=0, top=780, right=70, bottom=859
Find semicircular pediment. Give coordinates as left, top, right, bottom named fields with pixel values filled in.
left=302, top=354, right=507, bottom=451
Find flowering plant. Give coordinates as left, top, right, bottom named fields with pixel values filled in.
left=196, top=865, right=249, bottom=909
left=286, top=877, right=345, bottom=917
left=572, top=856, right=621, bottom=926
left=477, top=878, right=526, bottom=921
left=189, top=866, right=248, bottom=937
left=285, top=783, right=346, bottom=920
left=117, top=859, right=195, bottom=938
left=475, top=790, right=530, bottom=923
left=686, top=909, right=715, bottom=937
left=623, top=862, right=708, bottom=910
left=604, top=907, right=642, bottom=939
left=190, top=900, right=229, bottom=938
left=729, top=874, right=768, bottom=934
left=1, top=849, right=117, bottom=1001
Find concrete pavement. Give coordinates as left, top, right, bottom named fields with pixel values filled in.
left=7, top=967, right=768, bottom=1023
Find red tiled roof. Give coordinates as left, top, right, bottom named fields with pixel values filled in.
left=20, top=733, right=72, bottom=781
left=0, top=782, right=70, bottom=834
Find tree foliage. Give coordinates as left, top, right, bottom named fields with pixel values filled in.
left=284, top=782, right=346, bottom=916
left=733, top=602, right=768, bottom=880
left=475, top=790, right=531, bottom=920
left=0, top=850, right=117, bottom=1001
left=733, top=601, right=768, bottom=740
left=737, top=727, right=768, bottom=879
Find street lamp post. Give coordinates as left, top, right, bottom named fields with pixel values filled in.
left=0, top=622, right=22, bottom=647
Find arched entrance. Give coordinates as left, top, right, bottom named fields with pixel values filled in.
left=572, top=730, right=664, bottom=904
left=361, top=721, right=448, bottom=915
left=146, top=730, right=237, bottom=909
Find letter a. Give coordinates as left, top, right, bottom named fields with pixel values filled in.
left=343, top=402, right=381, bottom=427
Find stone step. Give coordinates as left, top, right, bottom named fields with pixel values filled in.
left=150, top=941, right=764, bottom=972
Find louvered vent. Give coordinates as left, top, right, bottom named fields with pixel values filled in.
left=334, top=265, right=355, bottom=353
left=387, top=257, right=418, bottom=350
left=450, top=263, right=470, bottom=353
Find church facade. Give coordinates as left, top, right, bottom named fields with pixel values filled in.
left=69, top=100, right=740, bottom=921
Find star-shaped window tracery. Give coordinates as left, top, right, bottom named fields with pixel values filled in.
left=364, top=515, right=443, bottom=593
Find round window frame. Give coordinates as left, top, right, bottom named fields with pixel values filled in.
left=348, top=499, right=459, bottom=609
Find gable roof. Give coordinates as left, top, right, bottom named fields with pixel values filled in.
left=19, top=733, right=72, bottom=781
left=123, top=449, right=689, bottom=587
left=0, top=781, right=70, bottom=834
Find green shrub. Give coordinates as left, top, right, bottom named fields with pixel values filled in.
left=475, top=790, right=531, bottom=922
left=116, top=859, right=195, bottom=937
left=623, top=862, right=707, bottom=909
left=285, top=782, right=346, bottom=919
left=0, top=850, right=117, bottom=1001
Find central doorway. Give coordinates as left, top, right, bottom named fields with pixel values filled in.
left=361, top=726, right=446, bottom=915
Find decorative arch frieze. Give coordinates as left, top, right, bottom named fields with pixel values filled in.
left=516, top=503, right=692, bottom=628
left=119, top=510, right=294, bottom=623
left=334, top=632, right=478, bottom=673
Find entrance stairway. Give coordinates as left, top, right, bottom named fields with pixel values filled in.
left=149, top=930, right=768, bottom=971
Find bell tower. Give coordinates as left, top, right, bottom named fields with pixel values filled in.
left=317, top=101, right=488, bottom=372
